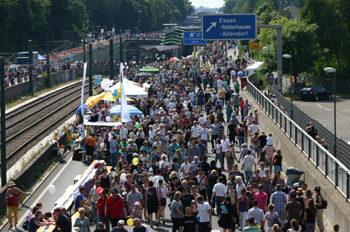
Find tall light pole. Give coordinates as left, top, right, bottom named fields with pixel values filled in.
left=283, top=54, right=292, bottom=119
left=324, top=67, right=337, bottom=186
left=324, top=67, right=336, bottom=155
left=263, top=47, right=270, bottom=93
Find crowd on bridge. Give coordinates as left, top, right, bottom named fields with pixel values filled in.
left=5, top=41, right=339, bottom=232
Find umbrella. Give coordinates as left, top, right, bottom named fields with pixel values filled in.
left=139, top=66, right=160, bottom=73
left=109, top=105, right=143, bottom=117
left=85, top=93, right=106, bottom=108
left=76, top=104, right=88, bottom=114
left=136, top=72, right=151, bottom=77
left=102, top=92, right=135, bottom=102
left=170, top=57, right=179, bottom=61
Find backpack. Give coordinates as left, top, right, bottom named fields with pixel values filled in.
left=321, top=196, right=328, bottom=209
left=147, top=187, right=158, bottom=203
left=160, top=162, right=168, bottom=176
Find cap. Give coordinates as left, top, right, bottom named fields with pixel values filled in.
left=133, top=153, right=139, bottom=157
left=111, top=132, right=116, bottom=136
left=134, top=201, right=141, bottom=206
left=314, top=186, right=321, bottom=191
left=111, top=187, right=119, bottom=193
left=293, top=183, right=299, bottom=188
left=242, top=143, right=247, bottom=147
left=122, top=191, right=128, bottom=196
left=118, top=220, right=125, bottom=225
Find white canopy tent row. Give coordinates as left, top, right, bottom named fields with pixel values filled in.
left=107, top=78, right=148, bottom=98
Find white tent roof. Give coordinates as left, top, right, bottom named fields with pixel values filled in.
left=107, top=78, right=148, bottom=98
left=246, top=62, right=264, bottom=71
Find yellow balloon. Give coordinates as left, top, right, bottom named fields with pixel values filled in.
left=127, top=218, right=133, bottom=226
left=133, top=158, right=139, bottom=166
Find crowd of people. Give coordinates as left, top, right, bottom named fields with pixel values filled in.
left=5, top=40, right=338, bottom=232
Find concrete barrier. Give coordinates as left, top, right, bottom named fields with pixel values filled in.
left=244, top=91, right=350, bottom=232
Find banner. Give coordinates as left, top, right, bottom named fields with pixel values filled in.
left=120, top=63, right=132, bottom=123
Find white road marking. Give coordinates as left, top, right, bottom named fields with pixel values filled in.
left=17, top=157, right=72, bottom=225
left=317, top=104, right=332, bottom=111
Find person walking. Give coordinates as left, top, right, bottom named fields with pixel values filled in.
left=237, top=188, right=249, bottom=230
left=210, top=177, right=226, bottom=217
left=314, top=186, right=325, bottom=232
left=302, top=199, right=318, bottom=232
left=73, top=208, right=91, bottom=232
left=145, top=181, right=160, bottom=228
left=219, top=196, right=236, bottom=232
left=170, top=191, right=184, bottom=232
left=179, top=206, right=199, bottom=232
left=271, top=184, right=287, bottom=224
left=6, top=181, right=24, bottom=230
left=197, top=195, right=212, bottom=232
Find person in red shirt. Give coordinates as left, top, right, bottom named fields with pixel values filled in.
left=105, top=187, right=127, bottom=229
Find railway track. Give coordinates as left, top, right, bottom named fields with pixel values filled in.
left=0, top=81, right=104, bottom=173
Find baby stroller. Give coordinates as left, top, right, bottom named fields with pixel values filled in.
left=283, top=167, right=305, bottom=194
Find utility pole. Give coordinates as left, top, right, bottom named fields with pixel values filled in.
left=83, top=36, right=86, bottom=63
left=89, top=43, right=93, bottom=96
left=46, top=37, right=50, bottom=88
left=0, top=57, right=6, bottom=187
left=28, top=40, right=33, bottom=96
left=120, top=36, right=123, bottom=66
left=110, top=39, right=114, bottom=80
left=137, top=38, right=140, bottom=65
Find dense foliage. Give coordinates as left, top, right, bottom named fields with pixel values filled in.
left=223, top=0, right=350, bottom=78
left=0, top=0, right=193, bottom=52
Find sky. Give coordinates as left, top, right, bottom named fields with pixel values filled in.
left=191, top=0, right=225, bottom=8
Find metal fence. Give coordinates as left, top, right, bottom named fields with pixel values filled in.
left=301, top=73, right=350, bottom=94
left=268, top=85, right=350, bottom=169
left=247, top=73, right=350, bottom=200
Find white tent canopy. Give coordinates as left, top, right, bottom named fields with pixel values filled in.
left=107, top=78, right=148, bottom=98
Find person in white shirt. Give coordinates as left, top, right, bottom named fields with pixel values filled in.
left=241, top=150, right=257, bottom=181
left=199, top=124, right=209, bottom=143
left=249, top=120, right=260, bottom=136
left=198, top=114, right=206, bottom=124
left=247, top=199, right=265, bottom=227
left=221, top=134, right=230, bottom=152
left=191, top=121, right=201, bottom=138
left=235, top=176, right=247, bottom=197
left=217, top=79, right=223, bottom=90
left=230, top=69, right=236, bottom=78
left=210, top=176, right=226, bottom=217
left=188, top=91, right=195, bottom=105
left=245, top=112, right=255, bottom=125
left=148, top=125, right=156, bottom=141
left=197, top=195, right=212, bottom=231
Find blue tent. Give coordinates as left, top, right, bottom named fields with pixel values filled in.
left=109, top=105, right=143, bottom=117
left=76, top=104, right=88, bottom=114
left=38, top=54, right=46, bottom=61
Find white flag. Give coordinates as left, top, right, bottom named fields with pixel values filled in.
left=120, top=63, right=132, bottom=122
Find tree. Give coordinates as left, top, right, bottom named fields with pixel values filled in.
left=258, top=18, right=320, bottom=76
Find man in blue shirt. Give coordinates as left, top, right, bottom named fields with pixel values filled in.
left=271, top=184, right=287, bottom=223
left=74, top=186, right=93, bottom=217
left=196, top=90, right=204, bottom=109
left=196, top=136, right=207, bottom=161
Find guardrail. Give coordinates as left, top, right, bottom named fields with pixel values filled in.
left=246, top=73, right=350, bottom=200
left=268, top=85, right=350, bottom=169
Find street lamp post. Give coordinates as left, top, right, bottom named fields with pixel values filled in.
left=324, top=66, right=337, bottom=186
left=263, top=47, right=269, bottom=93
left=283, top=54, right=292, bottom=119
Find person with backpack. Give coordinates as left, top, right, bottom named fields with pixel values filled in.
left=314, top=186, right=325, bottom=232
left=145, top=181, right=160, bottom=228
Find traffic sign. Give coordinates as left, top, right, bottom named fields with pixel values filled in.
left=202, top=14, right=257, bottom=40
left=249, top=42, right=261, bottom=49
left=183, top=31, right=207, bottom=45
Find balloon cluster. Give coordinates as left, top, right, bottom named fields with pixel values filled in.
left=112, top=87, right=121, bottom=103
left=100, top=79, right=114, bottom=90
